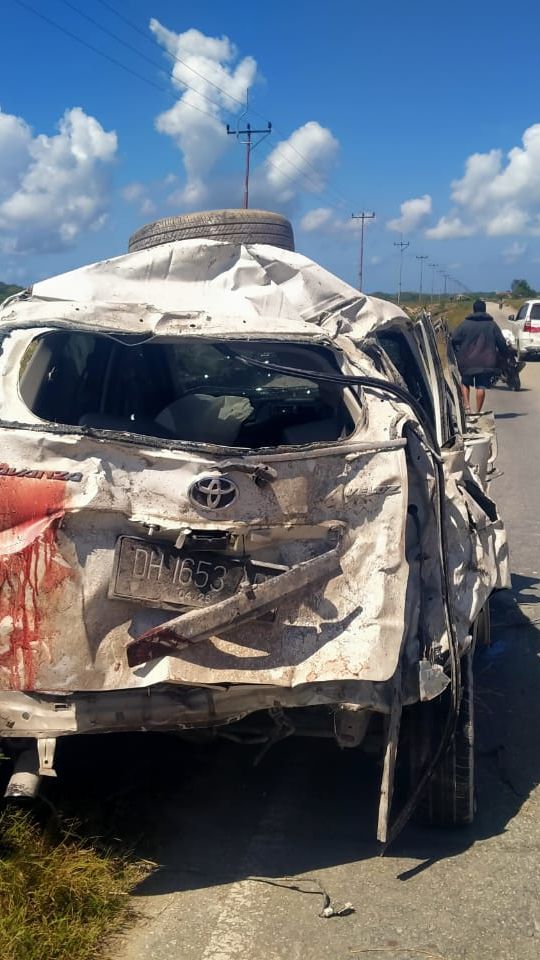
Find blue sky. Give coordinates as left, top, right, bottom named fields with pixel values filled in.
left=1, top=0, right=540, bottom=293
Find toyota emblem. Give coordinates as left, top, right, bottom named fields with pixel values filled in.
left=189, top=475, right=238, bottom=510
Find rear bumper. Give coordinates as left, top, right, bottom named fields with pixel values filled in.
left=0, top=677, right=427, bottom=740
left=518, top=338, right=540, bottom=355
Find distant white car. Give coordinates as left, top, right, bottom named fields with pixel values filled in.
left=508, top=299, right=540, bottom=358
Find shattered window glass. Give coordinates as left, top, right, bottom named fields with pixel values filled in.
left=376, top=330, right=435, bottom=427
left=18, top=331, right=356, bottom=448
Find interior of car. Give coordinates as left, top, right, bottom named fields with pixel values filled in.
left=18, top=331, right=356, bottom=448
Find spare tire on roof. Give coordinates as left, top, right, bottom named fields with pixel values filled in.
left=128, top=209, right=295, bottom=253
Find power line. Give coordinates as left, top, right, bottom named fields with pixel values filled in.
left=57, top=0, right=239, bottom=121
left=94, top=0, right=250, bottom=111
left=14, top=0, right=343, bottom=206
left=12, top=0, right=353, bottom=219
left=94, top=0, right=353, bottom=210
left=11, top=0, right=222, bottom=124
left=257, top=137, right=339, bottom=198
left=13, top=0, right=165, bottom=93
left=14, top=1, right=337, bottom=210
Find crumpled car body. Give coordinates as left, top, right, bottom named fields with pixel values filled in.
left=0, top=238, right=509, bottom=834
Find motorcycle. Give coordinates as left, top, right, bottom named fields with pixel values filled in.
left=491, top=347, right=525, bottom=391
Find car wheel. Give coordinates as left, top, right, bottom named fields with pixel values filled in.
left=419, top=647, right=475, bottom=826
left=128, top=209, right=295, bottom=253
left=474, top=600, right=491, bottom=647
left=410, top=605, right=489, bottom=827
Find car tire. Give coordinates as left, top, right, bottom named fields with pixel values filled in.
left=128, top=209, right=295, bottom=253
left=474, top=600, right=491, bottom=647
left=419, top=647, right=475, bottom=826
left=410, top=606, right=489, bottom=827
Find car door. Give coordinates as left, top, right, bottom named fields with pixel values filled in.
left=416, top=316, right=509, bottom=634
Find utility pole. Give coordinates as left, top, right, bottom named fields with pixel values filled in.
left=227, top=114, right=272, bottom=209
left=394, top=236, right=409, bottom=305
left=443, top=273, right=450, bottom=298
left=437, top=270, right=445, bottom=303
left=429, top=263, right=438, bottom=305
left=416, top=255, right=429, bottom=306
left=351, top=210, right=375, bottom=291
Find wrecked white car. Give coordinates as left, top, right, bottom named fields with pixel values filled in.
left=0, top=210, right=509, bottom=842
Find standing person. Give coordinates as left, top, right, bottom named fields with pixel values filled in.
left=451, top=299, right=511, bottom=413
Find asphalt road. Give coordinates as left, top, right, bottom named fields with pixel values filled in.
left=94, top=304, right=538, bottom=960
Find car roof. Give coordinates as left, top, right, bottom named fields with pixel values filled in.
left=2, top=238, right=410, bottom=344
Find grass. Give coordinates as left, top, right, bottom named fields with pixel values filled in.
left=404, top=297, right=528, bottom=332
left=0, top=806, right=144, bottom=960
left=434, top=300, right=472, bottom=331
left=403, top=298, right=472, bottom=331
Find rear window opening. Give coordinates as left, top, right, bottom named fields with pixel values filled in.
left=18, top=332, right=357, bottom=448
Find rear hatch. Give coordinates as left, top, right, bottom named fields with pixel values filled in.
left=0, top=324, right=411, bottom=694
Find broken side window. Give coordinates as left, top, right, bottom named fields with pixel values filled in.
left=18, top=331, right=357, bottom=449
left=375, top=330, right=436, bottom=430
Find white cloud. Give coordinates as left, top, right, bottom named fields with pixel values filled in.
left=300, top=207, right=377, bottom=236
left=263, top=122, right=339, bottom=202
left=426, top=215, right=474, bottom=239
left=485, top=206, right=529, bottom=236
left=0, top=111, right=32, bottom=195
left=387, top=194, right=432, bottom=233
left=151, top=24, right=339, bottom=211
left=122, top=182, right=145, bottom=203
left=430, top=124, right=540, bottom=239
left=503, top=240, right=527, bottom=262
left=151, top=22, right=258, bottom=207
left=0, top=107, right=117, bottom=254
left=122, top=181, right=157, bottom=217
left=300, top=207, right=334, bottom=232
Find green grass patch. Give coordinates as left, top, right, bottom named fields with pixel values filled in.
left=0, top=282, right=23, bottom=304
left=0, top=807, right=144, bottom=960
left=504, top=298, right=525, bottom=312
left=435, top=300, right=472, bottom=331
left=403, top=299, right=472, bottom=330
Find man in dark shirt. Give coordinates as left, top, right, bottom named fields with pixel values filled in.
left=451, top=299, right=511, bottom=413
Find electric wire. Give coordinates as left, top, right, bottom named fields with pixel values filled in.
left=94, top=0, right=250, bottom=109
left=56, top=0, right=241, bottom=121
left=90, top=0, right=345, bottom=204
left=11, top=0, right=223, bottom=124
left=93, top=0, right=353, bottom=210
left=13, top=0, right=342, bottom=203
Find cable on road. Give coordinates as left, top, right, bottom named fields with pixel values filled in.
left=247, top=875, right=355, bottom=918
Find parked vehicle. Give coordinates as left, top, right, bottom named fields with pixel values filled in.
left=507, top=299, right=540, bottom=358
left=0, top=210, right=508, bottom=842
left=491, top=341, right=525, bottom=391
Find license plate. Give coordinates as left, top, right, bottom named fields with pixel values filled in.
left=110, top=537, right=247, bottom=609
